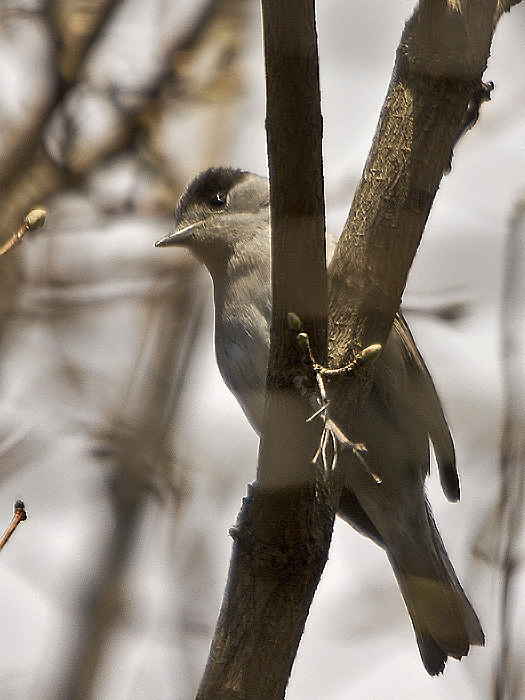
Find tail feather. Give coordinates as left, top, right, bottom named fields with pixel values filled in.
left=387, top=512, right=484, bottom=675
left=410, top=613, right=448, bottom=676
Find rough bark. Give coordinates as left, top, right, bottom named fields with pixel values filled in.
left=329, top=0, right=504, bottom=363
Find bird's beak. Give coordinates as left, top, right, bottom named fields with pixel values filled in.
left=155, top=220, right=204, bottom=247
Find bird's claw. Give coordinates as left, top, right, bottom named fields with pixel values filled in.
left=291, top=318, right=382, bottom=483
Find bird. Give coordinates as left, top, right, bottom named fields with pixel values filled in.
left=156, top=166, right=484, bottom=675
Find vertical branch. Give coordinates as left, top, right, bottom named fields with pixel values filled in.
left=259, top=0, right=327, bottom=490
left=263, top=0, right=327, bottom=357
left=495, top=197, right=525, bottom=700
left=196, top=1, right=333, bottom=699
left=195, top=0, right=524, bottom=697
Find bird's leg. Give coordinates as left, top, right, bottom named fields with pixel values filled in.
left=287, top=313, right=382, bottom=482
left=316, top=343, right=382, bottom=378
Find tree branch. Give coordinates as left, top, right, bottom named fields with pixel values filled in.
left=196, top=1, right=332, bottom=698
left=196, top=0, right=524, bottom=697
left=329, top=0, right=509, bottom=365
left=260, top=0, right=327, bottom=492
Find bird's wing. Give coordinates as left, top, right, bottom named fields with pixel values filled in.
left=391, top=312, right=459, bottom=501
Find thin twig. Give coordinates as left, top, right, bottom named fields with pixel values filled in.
left=0, top=500, right=27, bottom=552
left=0, top=208, right=46, bottom=258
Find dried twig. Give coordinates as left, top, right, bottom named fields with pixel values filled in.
left=0, top=208, right=46, bottom=258
left=0, top=500, right=27, bottom=552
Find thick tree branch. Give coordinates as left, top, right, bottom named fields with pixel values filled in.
left=260, top=0, right=327, bottom=492
left=196, top=1, right=332, bottom=699
left=196, top=0, right=523, bottom=698
left=328, top=0, right=510, bottom=366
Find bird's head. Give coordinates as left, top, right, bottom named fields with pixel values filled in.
left=156, top=168, right=270, bottom=272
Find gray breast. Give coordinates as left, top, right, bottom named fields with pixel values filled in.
left=214, top=306, right=270, bottom=434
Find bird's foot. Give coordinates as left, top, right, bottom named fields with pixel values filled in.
left=287, top=313, right=382, bottom=482
left=315, top=343, right=382, bottom=378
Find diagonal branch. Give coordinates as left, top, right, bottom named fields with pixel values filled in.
left=328, top=0, right=510, bottom=367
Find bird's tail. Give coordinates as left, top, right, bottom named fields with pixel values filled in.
left=387, top=504, right=484, bottom=675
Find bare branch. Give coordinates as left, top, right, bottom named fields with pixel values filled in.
left=0, top=208, right=46, bottom=258
left=196, top=0, right=333, bottom=697
left=329, top=0, right=507, bottom=365
left=0, top=500, right=27, bottom=552
left=260, top=0, right=327, bottom=491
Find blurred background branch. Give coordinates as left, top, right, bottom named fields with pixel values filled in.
left=495, top=195, right=525, bottom=700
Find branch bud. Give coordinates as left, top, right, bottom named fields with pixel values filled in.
left=24, top=208, right=47, bottom=232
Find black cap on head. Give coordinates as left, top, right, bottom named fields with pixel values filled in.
left=175, top=167, right=248, bottom=221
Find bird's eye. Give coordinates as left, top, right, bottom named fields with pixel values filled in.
left=210, top=193, right=228, bottom=209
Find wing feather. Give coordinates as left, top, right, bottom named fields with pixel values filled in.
left=392, top=313, right=459, bottom=501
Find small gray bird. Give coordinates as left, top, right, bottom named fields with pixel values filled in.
left=156, top=167, right=484, bottom=675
